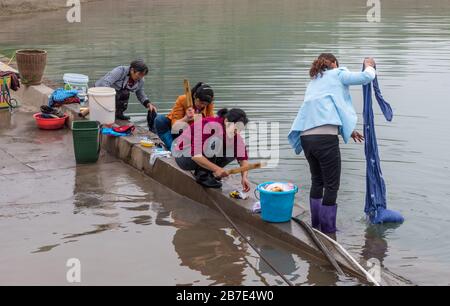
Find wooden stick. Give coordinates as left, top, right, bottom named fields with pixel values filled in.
left=78, top=108, right=89, bottom=118
left=183, top=79, right=194, bottom=108
left=226, top=162, right=267, bottom=175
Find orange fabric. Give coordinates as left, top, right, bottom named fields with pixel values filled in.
left=166, top=94, right=214, bottom=126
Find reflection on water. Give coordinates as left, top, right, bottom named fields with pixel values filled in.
left=2, top=0, right=450, bottom=284
left=0, top=153, right=349, bottom=285
left=173, top=225, right=248, bottom=286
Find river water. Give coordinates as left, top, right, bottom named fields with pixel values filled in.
left=1, top=0, right=450, bottom=285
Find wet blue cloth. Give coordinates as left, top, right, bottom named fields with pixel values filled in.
left=363, top=66, right=404, bottom=224
left=48, top=88, right=78, bottom=107
left=101, top=128, right=131, bottom=137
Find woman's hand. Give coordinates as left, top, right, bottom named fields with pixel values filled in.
left=364, top=57, right=376, bottom=68
left=241, top=177, right=251, bottom=192
left=213, top=167, right=229, bottom=179
left=184, top=107, right=195, bottom=122
left=351, top=130, right=364, bottom=142
left=147, top=103, right=157, bottom=113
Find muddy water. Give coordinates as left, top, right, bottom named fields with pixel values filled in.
left=1, top=0, right=450, bottom=285
left=0, top=112, right=357, bottom=285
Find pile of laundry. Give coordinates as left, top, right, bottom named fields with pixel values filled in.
left=150, top=148, right=172, bottom=165
left=101, top=125, right=135, bottom=137
left=39, top=105, right=66, bottom=118
left=263, top=182, right=296, bottom=192
left=48, top=88, right=80, bottom=107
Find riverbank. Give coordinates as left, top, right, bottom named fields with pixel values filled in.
left=0, top=55, right=410, bottom=285
left=0, top=111, right=268, bottom=285
left=0, top=0, right=96, bottom=16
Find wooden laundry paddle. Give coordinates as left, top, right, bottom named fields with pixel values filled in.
left=226, top=161, right=267, bottom=175
left=183, top=79, right=201, bottom=121
left=183, top=79, right=194, bottom=108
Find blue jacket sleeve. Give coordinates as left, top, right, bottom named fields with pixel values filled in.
left=338, top=67, right=376, bottom=86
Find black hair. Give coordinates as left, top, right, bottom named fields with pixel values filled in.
left=217, top=108, right=249, bottom=125
left=191, top=82, right=214, bottom=104
left=130, top=60, right=149, bottom=75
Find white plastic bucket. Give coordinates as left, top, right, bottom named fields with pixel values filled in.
left=88, top=87, right=116, bottom=125
left=63, top=73, right=89, bottom=102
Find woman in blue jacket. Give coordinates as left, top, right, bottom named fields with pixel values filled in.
left=288, top=53, right=376, bottom=235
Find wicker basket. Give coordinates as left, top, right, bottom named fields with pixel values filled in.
left=15, top=49, right=47, bottom=86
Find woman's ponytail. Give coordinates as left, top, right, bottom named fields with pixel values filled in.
left=309, top=53, right=339, bottom=79
left=218, top=108, right=248, bottom=125
left=217, top=108, right=229, bottom=118
left=191, top=82, right=214, bottom=104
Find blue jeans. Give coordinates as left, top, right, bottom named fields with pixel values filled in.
left=154, top=114, right=171, bottom=134
left=154, top=114, right=174, bottom=148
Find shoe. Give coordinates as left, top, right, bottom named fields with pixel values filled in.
left=194, top=169, right=222, bottom=188
left=116, top=113, right=131, bottom=121
left=319, top=204, right=337, bottom=234
left=310, top=198, right=322, bottom=230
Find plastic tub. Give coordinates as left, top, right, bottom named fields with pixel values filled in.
left=33, top=113, right=68, bottom=130
left=257, top=182, right=299, bottom=223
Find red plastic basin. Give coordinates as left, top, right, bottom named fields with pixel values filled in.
left=33, top=113, right=68, bottom=130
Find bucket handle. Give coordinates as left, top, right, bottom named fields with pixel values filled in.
left=254, top=188, right=260, bottom=200
left=90, top=94, right=115, bottom=112
left=97, top=121, right=103, bottom=155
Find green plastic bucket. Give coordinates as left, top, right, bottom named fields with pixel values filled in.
left=72, top=121, right=100, bottom=164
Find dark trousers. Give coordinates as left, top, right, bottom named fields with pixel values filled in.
left=301, top=135, right=341, bottom=206
left=115, top=89, right=130, bottom=116
left=176, top=156, right=235, bottom=172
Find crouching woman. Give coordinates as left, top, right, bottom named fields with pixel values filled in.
left=173, top=108, right=251, bottom=191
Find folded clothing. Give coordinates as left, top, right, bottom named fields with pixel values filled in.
left=149, top=148, right=172, bottom=165
left=48, top=88, right=79, bottom=107
left=62, top=96, right=80, bottom=105
left=101, top=127, right=133, bottom=137
left=113, top=125, right=135, bottom=134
